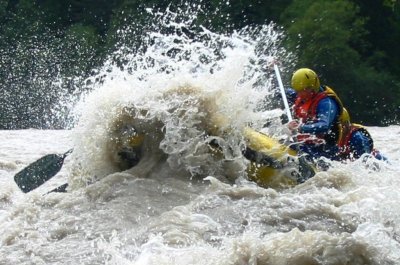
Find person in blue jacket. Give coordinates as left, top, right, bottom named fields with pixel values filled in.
left=338, top=108, right=387, bottom=161
left=286, top=68, right=385, bottom=162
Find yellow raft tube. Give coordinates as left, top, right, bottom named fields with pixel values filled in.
left=116, top=126, right=315, bottom=189
left=243, top=127, right=316, bottom=188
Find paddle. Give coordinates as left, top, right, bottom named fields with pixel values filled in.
left=46, top=183, right=69, bottom=194
left=273, top=64, right=316, bottom=182
left=14, top=149, right=72, bottom=193
left=273, top=64, right=293, bottom=122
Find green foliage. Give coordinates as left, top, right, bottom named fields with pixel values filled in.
left=347, top=65, right=400, bottom=124
left=61, top=24, right=102, bottom=76
left=280, top=0, right=400, bottom=125
left=195, top=0, right=290, bottom=32
left=0, top=0, right=103, bottom=129
left=281, top=0, right=366, bottom=73
left=352, top=0, right=400, bottom=76
left=0, top=0, right=399, bottom=128
left=0, top=0, right=7, bottom=19
left=383, top=0, right=397, bottom=10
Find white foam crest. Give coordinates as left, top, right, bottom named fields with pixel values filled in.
left=69, top=9, right=292, bottom=186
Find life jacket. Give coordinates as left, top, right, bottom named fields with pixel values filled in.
left=293, top=86, right=345, bottom=146
left=337, top=123, right=374, bottom=159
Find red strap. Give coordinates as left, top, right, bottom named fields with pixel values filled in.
left=296, top=133, right=325, bottom=145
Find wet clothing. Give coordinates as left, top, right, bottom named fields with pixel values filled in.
left=286, top=86, right=385, bottom=161
left=347, top=130, right=373, bottom=159
left=338, top=123, right=373, bottom=160
left=287, top=86, right=342, bottom=137
left=287, top=86, right=343, bottom=160
left=338, top=123, right=387, bottom=161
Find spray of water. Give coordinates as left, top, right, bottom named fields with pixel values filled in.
left=69, top=5, right=295, bottom=188
left=3, top=6, right=400, bottom=265
left=0, top=21, right=97, bottom=129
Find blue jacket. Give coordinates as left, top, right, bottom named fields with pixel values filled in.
left=286, top=88, right=384, bottom=161
left=348, top=130, right=373, bottom=159
left=286, top=87, right=339, bottom=135
left=348, top=128, right=387, bottom=161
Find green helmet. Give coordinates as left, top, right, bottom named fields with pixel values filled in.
left=291, top=68, right=320, bottom=92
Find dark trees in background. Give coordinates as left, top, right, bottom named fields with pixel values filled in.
left=0, top=0, right=399, bottom=128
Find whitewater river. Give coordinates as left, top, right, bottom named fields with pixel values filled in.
left=0, top=125, right=399, bottom=265
left=2, top=7, right=400, bottom=264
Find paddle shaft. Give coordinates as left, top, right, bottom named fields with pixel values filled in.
left=274, top=64, right=293, bottom=122
left=274, top=64, right=316, bottom=182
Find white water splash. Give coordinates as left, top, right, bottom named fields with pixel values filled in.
left=69, top=6, right=292, bottom=188
left=2, top=5, right=400, bottom=265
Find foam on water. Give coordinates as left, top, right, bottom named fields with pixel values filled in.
left=1, top=5, right=400, bottom=265
left=68, top=6, right=291, bottom=189
left=1, top=127, right=400, bottom=264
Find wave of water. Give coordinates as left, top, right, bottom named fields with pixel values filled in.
left=1, top=6, right=400, bottom=265
left=68, top=6, right=292, bottom=188
left=1, top=127, right=400, bottom=264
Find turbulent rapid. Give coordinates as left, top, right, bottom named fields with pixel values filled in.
left=1, top=6, right=400, bottom=265
left=1, top=127, right=400, bottom=264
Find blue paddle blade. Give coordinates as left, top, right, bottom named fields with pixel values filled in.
left=14, top=150, right=72, bottom=193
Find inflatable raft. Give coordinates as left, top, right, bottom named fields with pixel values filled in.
left=118, top=125, right=316, bottom=189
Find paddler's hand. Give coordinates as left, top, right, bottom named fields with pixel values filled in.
left=265, top=56, right=279, bottom=69
left=287, top=120, right=300, bottom=132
